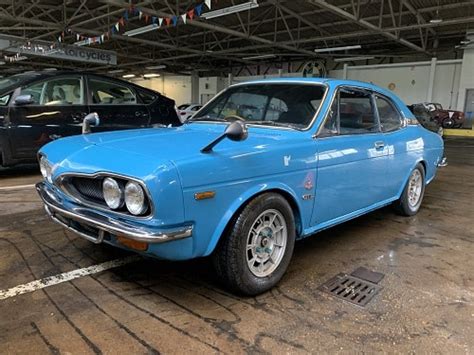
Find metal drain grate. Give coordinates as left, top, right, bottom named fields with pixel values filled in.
left=318, top=273, right=382, bottom=307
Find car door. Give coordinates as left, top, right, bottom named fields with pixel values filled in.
left=311, top=86, right=389, bottom=227
left=86, top=76, right=150, bottom=132
left=7, top=75, right=87, bottom=160
left=374, top=94, right=411, bottom=199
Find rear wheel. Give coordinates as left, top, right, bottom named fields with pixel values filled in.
left=442, top=117, right=454, bottom=128
left=212, top=193, right=296, bottom=295
left=393, top=163, right=426, bottom=216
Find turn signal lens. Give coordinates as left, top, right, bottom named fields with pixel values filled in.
left=116, top=236, right=148, bottom=251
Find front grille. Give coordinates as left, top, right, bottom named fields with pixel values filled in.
left=71, top=177, right=105, bottom=204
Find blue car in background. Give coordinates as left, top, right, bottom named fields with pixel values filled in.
left=36, top=78, right=445, bottom=295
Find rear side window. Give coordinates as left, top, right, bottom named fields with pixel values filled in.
left=375, top=95, right=403, bottom=132
left=320, top=88, right=379, bottom=136
left=138, top=89, right=157, bottom=105
left=89, top=79, right=137, bottom=105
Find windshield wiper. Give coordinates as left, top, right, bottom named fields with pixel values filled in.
left=187, top=116, right=228, bottom=122
left=246, top=120, right=297, bottom=129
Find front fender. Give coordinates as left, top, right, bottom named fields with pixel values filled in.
left=202, top=181, right=304, bottom=256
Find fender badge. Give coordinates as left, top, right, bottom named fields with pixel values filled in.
left=302, top=194, right=313, bottom=200
left=304, top=179, right=313, bottom=190
left=284, top=155, right=291, bottom=166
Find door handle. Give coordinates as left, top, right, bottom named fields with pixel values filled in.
left=374, top=141, right=385, bottom=149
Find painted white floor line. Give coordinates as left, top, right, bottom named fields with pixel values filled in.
left=0, top=255, right=141, bottom=301
left=0, top=183, right=37, bottom=191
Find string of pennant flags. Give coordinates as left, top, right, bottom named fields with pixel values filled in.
left=58, top=0, right=212, bottom=46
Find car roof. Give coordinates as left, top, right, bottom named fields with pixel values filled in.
left=0, top=70, right=162, bottom=97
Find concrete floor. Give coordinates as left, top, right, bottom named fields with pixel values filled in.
left=0, top=138, right=473, bottom=354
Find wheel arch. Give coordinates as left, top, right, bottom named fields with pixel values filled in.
left=396, top=159, right=427, bottom=199
left=204, top=184, right=304, bottom=256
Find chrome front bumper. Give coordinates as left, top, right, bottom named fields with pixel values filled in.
left=36, top=182, right=193, bottom=245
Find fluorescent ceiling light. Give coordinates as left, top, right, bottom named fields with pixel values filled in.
left=334, top=56, right=375, bottom=62
left=242, top=54, right=276, bottom=60
left=201, top=1, right=259, bottom=19
left=143, top=73, right=161, bottom=78
left=122, top=74, right=136, bottom=78
left=124, top=24, right=158, bottom=37
left=314, top=45, right=362, bottom=53
left=145, top=65, right=166, bottom=70
left=108, top=69, right=125, bottom=74
left=460, top=40, right=471, bottom=44
left=429, top=18, right=443, bottom=24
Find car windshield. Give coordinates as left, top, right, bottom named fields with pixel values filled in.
left=190, top=83, right=326, bottom=129
left=0, top=73, right=39, bottom=92
left=434, top=103, right=443, bottom=110
left=178, top=104, right=190, bottom=110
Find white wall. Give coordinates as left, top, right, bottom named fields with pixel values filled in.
left=457, top=36, right=474, bottom=111
left=329, top=60, right=462, bottom=109
left=133, top=75, right=192, bottom=106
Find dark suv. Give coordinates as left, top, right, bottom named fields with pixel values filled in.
left=0, top=71, right=180, bottom=167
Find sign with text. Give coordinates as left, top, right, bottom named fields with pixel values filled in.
left=0, top=34, right=117, bottom=65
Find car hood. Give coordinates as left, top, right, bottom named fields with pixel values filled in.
left=41, top=123, right=307, bottom=183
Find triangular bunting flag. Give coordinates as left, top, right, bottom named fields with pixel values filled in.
left=205, top=0, right=211, bottom=9
left=106, top=31, right=110, bottom=39
left=101, top=34, right=105, bottom=42
left=181, top=13, right=187, bottom=24
left=115, top=22, right=120, bottom=31
left=145, top=14, right=150, bottom=23
left=165, top=17, right=171, bottom=26
left=159, top=18, right=163, bottom=26
left=123, top=11, right=128, bottom=21
left=195, top=4, right=203, bottom=16
left=76, top=34, right=80, bottom=41
left=58, top=36, right=62, bottom=43
left=152, top=16, right=157, bottom=24
left=187, top=9, right=195, bottom=20
left=139, top=11, right=143, bottom=20
left=119, top=17, right=125, bottom=26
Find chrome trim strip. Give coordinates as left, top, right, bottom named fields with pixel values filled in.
left=55, top=171, right=154, bottom=220
left=37, top=182, right=192, bottom=244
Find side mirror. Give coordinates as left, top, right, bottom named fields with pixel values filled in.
left=201, top=120, right=248, bottom=153
left=14, top=94, right=34, bottom=106
left=82, top=112, right=100, bottom=134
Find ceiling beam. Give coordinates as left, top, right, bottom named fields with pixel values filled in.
left=307, top=0, right=430, bottom=55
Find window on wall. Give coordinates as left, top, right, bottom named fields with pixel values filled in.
left=375, top=95, right=402, bottom=132
left=89, top=79, right=137, bottom=105
left=21, top=77, right=83, bottom=105
left=320, top=88, right=379, bottom=136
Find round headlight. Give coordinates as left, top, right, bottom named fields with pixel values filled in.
left=39, top=157, right=52, bottom=183
left=125, top=181, right=147, bottom=215
left=103, top=177, right=124, bottom=210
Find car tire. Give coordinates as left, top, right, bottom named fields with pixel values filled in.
left=442, top=118, right=454, bottom=128
left=212, top=193, right=296, bottom=296
left=393, top=163, right=426, bottom=216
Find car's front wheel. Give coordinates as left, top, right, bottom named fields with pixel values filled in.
left=212, top=193, right=296, bottom=295
left=393, top=163, right=426, bottom=216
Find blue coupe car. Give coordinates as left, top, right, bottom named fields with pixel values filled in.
left=36, top=78, right=446, bottom=295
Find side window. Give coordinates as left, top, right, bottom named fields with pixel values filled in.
left=265, top=97, right=288, bottom=121
left=191, top=106, right=201, bottom=111
left=320, top=88, right=379, bottom=136
left=89, top=79, right=137, bottom=105
left=0, top=94, right=10, bottom=106
left=21, top=77, right=83, bottom=105
left=138, top=89, right=157, bottom=105
left=21, top=81, right=45, bottom=104
left=339, top=89, right=378, bottom=135
left=375, top=96, right=402, bottom=132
